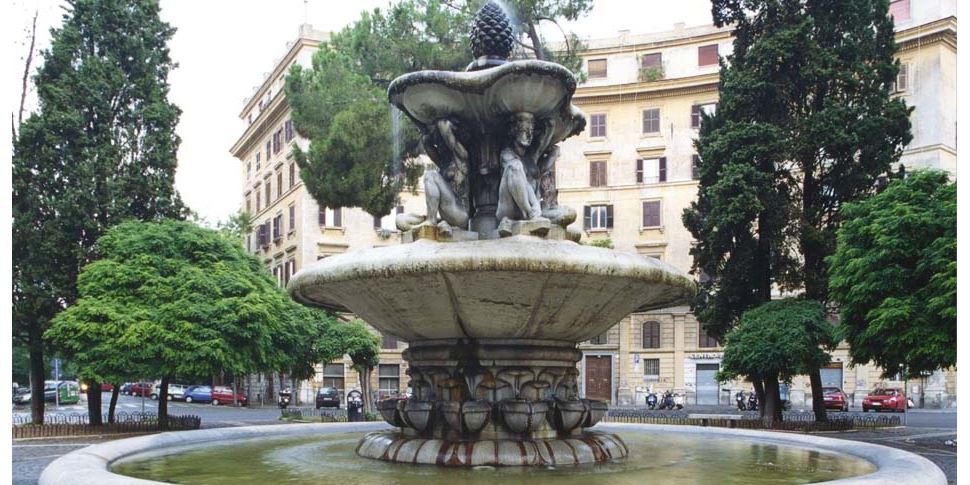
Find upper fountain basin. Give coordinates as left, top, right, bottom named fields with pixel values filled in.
left=288, top=237, right=696, bottom=342
left=388, top=60, right=585, bottom=139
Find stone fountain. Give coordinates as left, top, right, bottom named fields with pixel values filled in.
left=288, top=1, right=696, bottom=467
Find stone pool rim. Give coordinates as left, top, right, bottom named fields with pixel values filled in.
left=39, top=422, right=945, bottom=485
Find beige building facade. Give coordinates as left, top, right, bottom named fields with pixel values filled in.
left=232, top=1, right=956, bottom=408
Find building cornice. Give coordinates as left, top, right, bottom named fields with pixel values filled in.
left=574, top=73, right=719, bottom=106
left=239, top=35, right=325, bottom=119
left=896, top=17, right=958, bottom=53
left=582, top=28, right=734, bottom=57
left=230, top=94, right=290, bottom=158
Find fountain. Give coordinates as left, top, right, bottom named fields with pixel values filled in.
left=37, top=3, right=947, bottom=483
left=286, top=0, right=694, bottom=467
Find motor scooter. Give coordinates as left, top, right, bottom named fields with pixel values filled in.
left=646, top=390, right=658, bottom=410
left=278, top=388, right=292, bottom=409
left=735, top=390, right=747, bottom=411
left=659, top=390, right=684, bottom=410
left=747, top=391, right=758, bottom=411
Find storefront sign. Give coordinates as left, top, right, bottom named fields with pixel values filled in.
left=687, top=353, right=722, bottom=360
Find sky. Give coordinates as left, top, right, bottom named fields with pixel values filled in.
left=10, top=0, right=714, bottom=225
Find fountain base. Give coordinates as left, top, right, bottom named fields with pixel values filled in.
left=356, top=430, right=628, bottom=466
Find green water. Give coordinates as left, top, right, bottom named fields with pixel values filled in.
left=113, top=432, right=875, bottom=484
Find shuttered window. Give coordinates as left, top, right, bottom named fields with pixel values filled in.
left=643, top=321, right=661, bottom=349
left=698, top=326, right=719, bottom=348
left=642, top=200, right=661, bottom=228
left=692, top=155, right=701, bottom=180
left=641, top=53, right=662, bottom=69
left=642, top=108, right=660, bottom=133
left=636, top=158, right=666, bottom=184
left=288, top=204, right=295, bottom=231
left=895, top=63, right=909, bottom=92
left=318, top=208, right=326, bottom=226
left=590, top=161, right=607, bottom=187
left=698, top=44, right=718, bottom=66
left=333, top=207, right=342, bottom=227
left=382, top=334, right=398, bottom=349
left=590, top=113, right=607, bottom=137
left=588, top=59, right=607, bottom=78
left=289, top=163, right=296, bottom=188
left=583, top=205, right=613, bottom=230
left=691, top=103, right=717, bottom=128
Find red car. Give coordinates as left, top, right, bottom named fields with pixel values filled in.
left=211, top=387, right=247, bottom=406
left=863, top=388, right=906, bottom=412
left=100, top=383, right=114, bottom=392
left=129, top=382, right=154, bottom=397
left=822, top=387, right=849, bottom=412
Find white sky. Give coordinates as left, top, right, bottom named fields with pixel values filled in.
left=10, top=0, right=713, bottom=225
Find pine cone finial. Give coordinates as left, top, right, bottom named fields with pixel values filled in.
left=470, top=1, right=514, bottom=61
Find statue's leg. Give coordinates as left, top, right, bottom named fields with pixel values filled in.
left=424, top=171, right=442, bottom=225
left=499, top=160, right=541, bottom=220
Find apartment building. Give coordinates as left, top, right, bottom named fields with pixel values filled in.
left=233, top=0, right=956, bottom=408
left=563, top=0, right=956, bottom=408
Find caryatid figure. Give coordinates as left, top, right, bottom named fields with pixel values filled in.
left=497, top=112, right=545, bottom=222
left=397, top=118, right=471, bottom=234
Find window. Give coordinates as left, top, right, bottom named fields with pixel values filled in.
left=266, top=140, right=271, bottom=162
left=698, top=44, right=718, bottom=66
left=245, top=195, right=251, bottom=214
left=692, top=155, right=701, bottom=180
left=257, top=222, right=268, bottom=246
left=272, top=129, right=283, bottom=154
left=895, top=63, right=909, bottom=92
left=289, top=163, right=296, bottom=189
left=642, top=321, right=661, bottom=349
left=255, top=152, right=261, bottom=171
left=698, top=326, right=719, bottom=348
left=318, top=207, right=342, bottom=227
left=691, top=103, right=717, bottom=128
left=583, top=204, right=613, bottom=230
left=273, top=262, right=283, bottom=286
left=643, top=359, right=660, bottom=381
left=272, top=213, right=282, bottom=241
left=589, top=113, right=607, bottom=137
left=636, top=158, right=666, bottom=184
left=277, top=172, right=284, bottom=198
left=288, top=204, right=295, bottom=232
left=318, top=208, right=326, bottom=226
left=322, top=363, right=344, bottom=394
left=588, top=59, right=607, bottom=78
left=641, top=53, right=662, bottom=70
left=246, top=162, right=251, bottom=179
left=265, top=180, right=272, bottom=205
left=333, top=207, right=342, bottom=227
left=642, top=108, right=660, bottom=134
left=589, top=161, right=607, bottom=187
left=589, top=331, right=609, bottom=345
left=256, top=190, right=261, bottom=212
left=378, top=364, right=400, bottom=399
left=889, top=0, right=910, bottom=22
left=284, top=119, right=295, bottom=142
left=642, top=200, right=662, bottom=228
left=283, top=258, right=296, bottom=285
left=373, top=214, right=383, bottom=229
left=382, top=334, right=398, bottom=350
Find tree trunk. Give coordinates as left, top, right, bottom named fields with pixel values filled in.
left=232, top=375, right=238, bottom=407
left=763, top=378, right=780, bottom=426
left=158, top=376, right=170, bottom=431
left=108, top=384, right=120, bottom=423
left=360, top=367, right=373, bottom=415
left=809, top=368, right=827, bottom=422
left=267, top=373, right=275, bottom=403
left=86, top=381, right=103, bottom=425
left=28, top=340, right=45, bottom=425
left=526, top=23, right=547, bottom=61
left=752, top=377, right=766, bottom=419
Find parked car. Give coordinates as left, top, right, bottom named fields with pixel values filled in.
left=100, top=383, right=114, bottom=392
left=316, top=387, right=341, bottom=409
left=19, top=381, right=82, bottom=405
left=863, top=388, right=906, bottom=412
left=183, top=385, right=212, bottom=404
left=822, top=387, right=849, bottom=412
left=119, top=383, right=133, bottom=395
left=129, top=382, right=153, bottom=397
left=12, top=386, right=31, bottom=405
left=211, top=386, right=247, bottom=406
left=151, top=383, right=188, bottom=401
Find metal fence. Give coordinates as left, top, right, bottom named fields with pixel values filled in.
left=280, top=407, right=379, bottom=422
left=603, top=410, right=900, bottom=431
left=12, top=412, right=201, bottom=438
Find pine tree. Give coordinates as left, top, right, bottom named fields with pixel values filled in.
left=685, top=0, right=911, bottom=422
left=13, top=0, right=186, bottom=425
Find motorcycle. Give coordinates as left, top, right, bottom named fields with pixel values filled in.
left=659, top=390, right=684, bottom=410
left=277, top=388, right=292, bottom=409
left=646, top=390, right=658, bottom=410
left=735, top=391, right=747, bottom=411
left=747, top=392, right=758, bottom=411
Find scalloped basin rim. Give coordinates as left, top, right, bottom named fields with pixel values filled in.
left=287, top=237, right=696, bottom=341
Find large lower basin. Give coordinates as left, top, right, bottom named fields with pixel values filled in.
left=40, top=423, right=945, bottom=485
left=288, top=236, right=696, bottom=341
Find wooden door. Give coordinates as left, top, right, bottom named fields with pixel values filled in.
left=585, top=355, right=612, bottom=402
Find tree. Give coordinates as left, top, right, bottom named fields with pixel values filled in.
left=828, top=171, right=955, bottom=377
left=45, top=221, right=330, bottom=429
left=286, top=0, right=592, bottom=218
left=688, top=0, right=911, bottom=421
left=718, top=299, right=834, bottom=424
left=317, top=321, right=381, bottom=414
left=13, top=0, right=186, bottom=425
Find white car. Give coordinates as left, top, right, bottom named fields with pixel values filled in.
left=150, top=383, right=189, bottom=401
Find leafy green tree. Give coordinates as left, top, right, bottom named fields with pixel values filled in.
left=828, top=171, right=955, bottom=377
left=317, top=321, right=381, bottom=414
left=718, top=299, right=834, bottom=424
left=286, top=0, right=592, bottom=218
left=687, top=0, right=911, bottom=420
left=13, top=0, right=186, bottom=425
left=45, top=221, right=330, bottom=429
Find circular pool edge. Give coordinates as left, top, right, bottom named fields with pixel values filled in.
left=38, top=422, right=945, bottom=485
